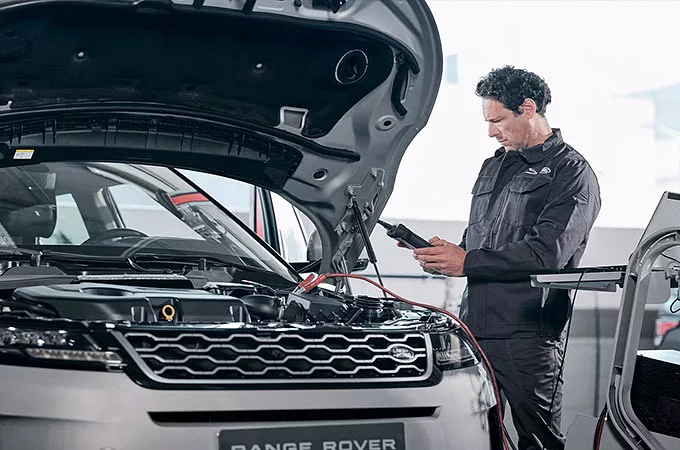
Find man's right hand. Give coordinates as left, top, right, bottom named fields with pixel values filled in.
left=397, top=236, right=440, bottom=274
left=413, top=237, right=466, bottom=277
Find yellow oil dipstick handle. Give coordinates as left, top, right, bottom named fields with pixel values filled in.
left=161, top=304, right=176, bottom=321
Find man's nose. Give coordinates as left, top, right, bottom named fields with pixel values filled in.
left=488, top=123, right=499, bottom=138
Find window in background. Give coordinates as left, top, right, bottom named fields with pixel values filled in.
left=107, top=184, right=201, bottom=239
left=180, top=170, right=256, bottom=228
left=271, top=193, right=315, bottom=262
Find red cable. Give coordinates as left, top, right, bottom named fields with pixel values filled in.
left=302, top=273, right=510, bottom=450
left=593, top=406, right=607, bottom=450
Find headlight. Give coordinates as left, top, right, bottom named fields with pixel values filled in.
left=430, top=328, right=480, bottom=370
left=0, top=326, right=123, bottom=369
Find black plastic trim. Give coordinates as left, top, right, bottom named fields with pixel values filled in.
left=149, top=407, right=437, bottom=424
left=0, top=143, right=299, bottom=191
left=391, top=58, right=411, bottom=117
left=242, top=0, right=256, bottom=14
left=258, top=187, right=281, bottom=252
left=0, top=106, right=360, bottom=162
left=0, top=352, right=117, bottom=372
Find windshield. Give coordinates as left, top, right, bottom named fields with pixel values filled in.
left=0, top=161, right=298, bottom=282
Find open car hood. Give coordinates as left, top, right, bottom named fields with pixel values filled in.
left=0, top=0, right=442, bottom=272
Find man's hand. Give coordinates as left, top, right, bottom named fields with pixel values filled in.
left=413, top=237, right=467, bottom=277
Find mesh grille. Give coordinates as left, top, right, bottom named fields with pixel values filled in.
left=122, top=329, right=430, bottom=382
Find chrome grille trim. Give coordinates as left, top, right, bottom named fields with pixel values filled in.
left=141, top=351, right=428, bottom=365
left=114, top=330, right=433, bottom=385
left=153, top=363, right=426, bottom=377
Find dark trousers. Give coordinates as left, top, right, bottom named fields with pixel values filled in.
left=478, top=337, right=566, bottom=450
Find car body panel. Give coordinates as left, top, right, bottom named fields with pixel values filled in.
left=0, top=3, right=495, bottom=450
left=0, top=159, right=499, bottom=449
left=0, top=0, right=443, bottom=272
left=0, top=364, right=493, bottom=450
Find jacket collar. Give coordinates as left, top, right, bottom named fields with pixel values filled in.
left=493, top=128, right=564, bottom=164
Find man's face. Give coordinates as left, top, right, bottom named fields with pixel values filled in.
left=482, top=98, right=531, bottom=150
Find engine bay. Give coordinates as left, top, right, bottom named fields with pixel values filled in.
left=0, top=280, right=441, bottom=329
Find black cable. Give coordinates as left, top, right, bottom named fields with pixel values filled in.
left=504, top=420, right=519, bottom=450
left=661, top=252, right=680, bottom=264
left=350, top=199, right=384, bottom=286
left=593, top=292, right=602, bottom=417
left=372, top=262, right=385, bottom=289
left=548, top=269, right=587, bottom=424
left=671, top=294, right=680, bottom=314
left=660, top=253, right=680, bottom=313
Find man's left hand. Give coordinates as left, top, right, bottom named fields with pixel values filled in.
left=413, top=237, right=467, bottom=277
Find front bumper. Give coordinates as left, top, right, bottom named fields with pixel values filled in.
left=0, top=364, right=495, bottom=450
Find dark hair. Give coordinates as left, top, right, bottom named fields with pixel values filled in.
left=475, top=65, right=552, bottom=115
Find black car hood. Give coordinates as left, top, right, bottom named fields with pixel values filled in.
left=0, top=0, right=442, bottom=272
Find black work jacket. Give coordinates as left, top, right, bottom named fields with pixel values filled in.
left=460, top=129, right=601, bottom=339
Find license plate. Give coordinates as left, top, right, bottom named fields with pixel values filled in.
left=218, top=423, right=405, bottom=450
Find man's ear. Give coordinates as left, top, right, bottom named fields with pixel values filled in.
left=520, top=98, right=537, bottom=118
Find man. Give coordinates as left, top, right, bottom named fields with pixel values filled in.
left=412, top=66, right=601, bottom=450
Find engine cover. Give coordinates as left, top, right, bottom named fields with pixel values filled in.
left=12, top=283, right=250, bottom=323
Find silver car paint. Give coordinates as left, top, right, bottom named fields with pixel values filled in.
left=0, top=364, right=494, bottom=450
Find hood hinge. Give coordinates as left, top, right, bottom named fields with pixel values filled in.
left=331, top=168, right=385, bottom=270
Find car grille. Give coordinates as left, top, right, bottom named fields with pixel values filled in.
left=118, top=329, right=431, bottom=384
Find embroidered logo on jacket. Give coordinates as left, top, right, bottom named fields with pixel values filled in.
left=524, top=167, right=551, bottom=175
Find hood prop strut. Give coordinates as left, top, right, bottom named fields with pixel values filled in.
left=243, top=0, right=256, bottom=14
left=350, top=197, right=384, bottom=287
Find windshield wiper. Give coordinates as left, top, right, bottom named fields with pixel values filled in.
left=0, top=248, right=295, bottom=287
left=129, top=253, right=296, bottom=287
left=0, top=248, right=267, bottom=275
left=0, top=248, right=45, bottom=266
left=0, top=248, right=164, bottom=273
left=0, top=248, right=115, bottom=264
